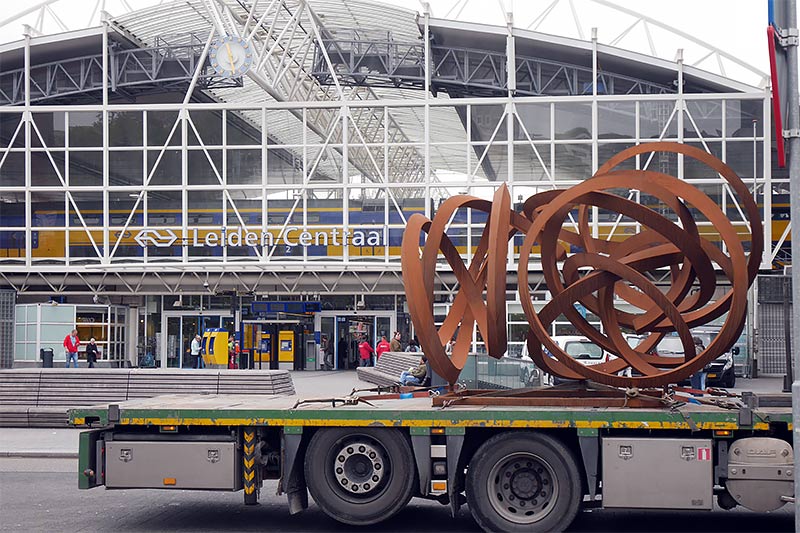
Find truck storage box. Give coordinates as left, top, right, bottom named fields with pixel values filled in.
left=106, top=440, right=241, bottom=490
left=602, top=437, right=713, bottom=509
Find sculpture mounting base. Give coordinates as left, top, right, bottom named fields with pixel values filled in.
left=430, top=381, right=670, bottom=408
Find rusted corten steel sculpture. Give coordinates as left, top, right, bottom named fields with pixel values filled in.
left=401, top=142, right=762, bottom=388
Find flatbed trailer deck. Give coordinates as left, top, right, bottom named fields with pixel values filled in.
left=71, top=391, right=794, bottom=531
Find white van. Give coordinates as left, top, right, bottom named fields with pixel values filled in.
left=540, top=336, right=608, bottom=385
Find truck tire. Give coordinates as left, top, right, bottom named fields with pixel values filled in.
left=723, top=369, right=736, bottom=388
left=304, top=427, right=415, bottom=526
left=466, top=432, right=581, bottom=532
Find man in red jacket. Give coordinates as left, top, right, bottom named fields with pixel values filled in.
left=358, top=336, right=375, bottom=367
left=376, top=335, right=391, bottom=362
left=63, top=328, right=80, bottom=368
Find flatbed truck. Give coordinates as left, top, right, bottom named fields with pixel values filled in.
left=71, top=389, right=794, bottom=531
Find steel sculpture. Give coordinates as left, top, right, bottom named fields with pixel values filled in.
left=401, top=142, right=762, bottom=388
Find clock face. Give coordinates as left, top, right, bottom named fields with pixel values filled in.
left=210, top=35, right=253, bottom=77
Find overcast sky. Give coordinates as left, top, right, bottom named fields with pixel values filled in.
left=0, top=0, right=781, bottom=86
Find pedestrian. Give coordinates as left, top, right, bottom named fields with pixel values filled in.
left=390, top=331, right=402, bottom=352
left=399, top=356, right=428, bottom=386
left=376, top=335, right=391, bottom=361
left=358, top=336, right=374, bottom=367
left=234, top=340, right=241, bottom=369
left=63, top=328, right=80, bottom=368
left=689, top=336, right=707, bottom=394
left=337, top=334, right=349, bottom=369
left=228, top=337, right=236, bottom=369
left=445, top=337, right=455, bottom=355
left=406, top=338, right=419, bottom=353
left=320, top=334, right=334, bottom=370
left=191, top=334, right=204, bottom=369
left=85, top=337, right=99, bottom=368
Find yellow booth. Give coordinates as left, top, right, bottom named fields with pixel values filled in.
left=201, top=328, right=229, bottom=367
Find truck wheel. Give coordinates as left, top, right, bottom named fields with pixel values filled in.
left=466, top=432, right=581, bottom=532
left=724, top=370, right=736, bottom=388
left=304, top=427, right=415, bottom=526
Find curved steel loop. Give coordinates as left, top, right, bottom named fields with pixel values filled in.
left=518, top=146, right=754, bottom=387
left=400, top=185, right=528, bottom=384
left=402, top=142, right=760, bottom=387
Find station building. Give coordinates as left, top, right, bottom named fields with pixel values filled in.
left=0, top=0, right=789, bottom=370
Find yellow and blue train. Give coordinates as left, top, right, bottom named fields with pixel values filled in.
left=0, top=195, right=791, bottom=265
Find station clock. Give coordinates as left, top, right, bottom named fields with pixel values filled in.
left=209, top=35, right=253, bottom=77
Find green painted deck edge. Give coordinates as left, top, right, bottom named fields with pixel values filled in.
left=69, top=405, right=791, bottom=432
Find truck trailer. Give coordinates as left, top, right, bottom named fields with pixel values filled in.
left=71, top=387, right=794, bottom=531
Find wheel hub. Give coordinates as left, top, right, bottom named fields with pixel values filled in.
left=510, top=470, right=540, bottom=499
left=333, top=442, right=385, bottom=495
left=489, top=453, right=556, bottom=524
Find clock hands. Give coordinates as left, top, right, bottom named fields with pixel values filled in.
left=225, top=42, right=236, bottom=72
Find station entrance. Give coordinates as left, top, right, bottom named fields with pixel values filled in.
left=316, top=311, right=395, bottom=370
left=240, top=319, right=316, bottom=371
left=160, top=312, right=234, bottom=368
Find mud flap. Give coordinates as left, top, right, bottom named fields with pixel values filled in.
left=280, top=428, right=309, bottom=515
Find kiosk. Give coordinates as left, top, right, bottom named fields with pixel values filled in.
left=201, top=328, right=229, bottom=368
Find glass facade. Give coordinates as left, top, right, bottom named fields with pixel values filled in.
left=0, top=94, right=779, bottom=269
left=0, top=1, right=785, bottom=370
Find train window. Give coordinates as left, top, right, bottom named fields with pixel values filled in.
left=188, top=214, right=215, bottom=225
left=71, top=214, right=102, bottom=226
left=149, top=214, right=177, bottom=225
left=772, top=208, right=790, bottom=220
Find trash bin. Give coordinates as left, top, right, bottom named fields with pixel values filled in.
left=239, top=350, right=252, bottom=370
left=40, top=348, right=54, bottom=368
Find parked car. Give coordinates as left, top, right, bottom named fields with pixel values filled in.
left=539, top=336, right=609, bottom=385
left=654, top=334, right=736, bottom=388
left=505, top=350, right=542, bottom=387
left=551, top=335, right=608, bottom=365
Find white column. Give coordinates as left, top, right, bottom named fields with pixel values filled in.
left=23, top=27, right=32, bottom=268
left=591, top=28, right=599, bottom=239
left=102, top=13, right=110, bottom=263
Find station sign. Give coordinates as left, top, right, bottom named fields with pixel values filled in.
left=133, top=226, right=383, bottom=249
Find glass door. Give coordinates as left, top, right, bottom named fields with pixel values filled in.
left=181, top=316, right=200, bottom=368
left=166, top=316, right=181, bottom=368
left=375, top=316, right=391, bottom=347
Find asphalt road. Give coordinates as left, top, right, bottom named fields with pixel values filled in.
left=0, top=458, right=792, bottom=532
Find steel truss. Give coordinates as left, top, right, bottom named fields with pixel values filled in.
left=312, top=29, right=674, bottom=97
left=198, top=0, right=425, bottom=195
left=0, top=1, right=787, bottom=293
left=0, top=33, right=241, bottom=106
left=0, top=268, right=414, bottom=296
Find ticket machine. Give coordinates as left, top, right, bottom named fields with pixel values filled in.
left=201, top=328, right=229, bottom=367
left=242, top=320, right=311, bottom=371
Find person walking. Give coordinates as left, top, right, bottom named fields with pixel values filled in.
left=445, top=337, right=455, bottom=355
left=689, top=336, right=707, bottom=394
left=228, top=337, right=236, bottom=369
left=406, top=338, right=420, bottom=353
left=337, top=334, right=349, bottom=369
left=358, top=336, right=375, bottom=367
left=190, top=334, right=204, bottom=369
left=85, top=338, right=99, bottom=368
left=376, top=335, right=391, bottom=361
left=63, top=328, right=80, bottom=368
left=390, top=331, right=402, bottom=352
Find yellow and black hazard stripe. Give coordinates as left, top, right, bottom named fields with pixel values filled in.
left=243, top=428, right=258, bottom=504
